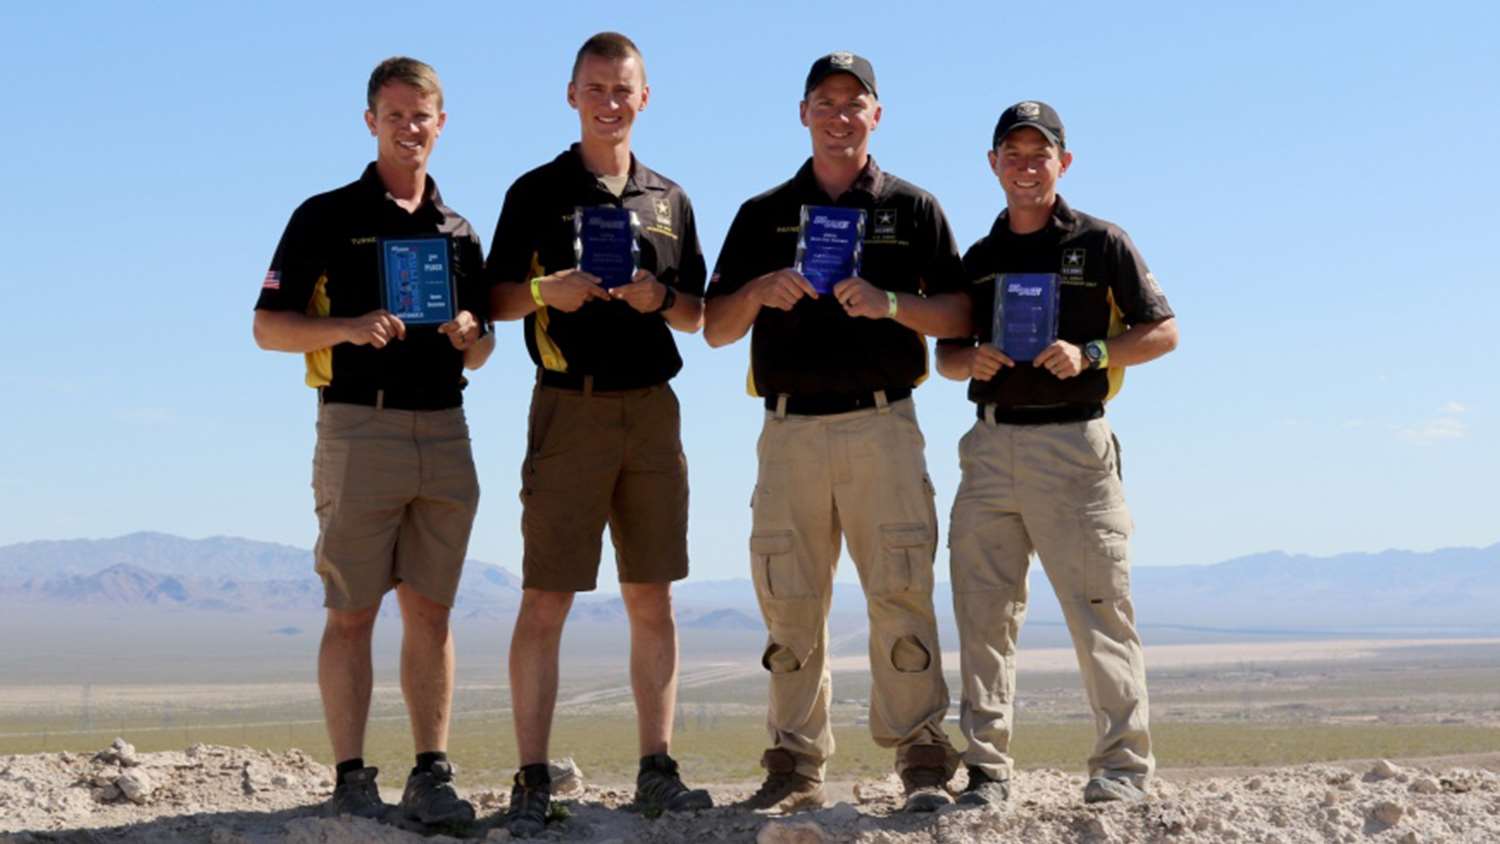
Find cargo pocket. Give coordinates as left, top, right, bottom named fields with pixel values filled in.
left=871, top=523, right=932, bottom=596
left=750, top=531, right=805, bottom=599
left=1081, top=506, right=1133, bottom=602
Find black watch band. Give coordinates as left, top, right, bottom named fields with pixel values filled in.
left=654, top=286, right=677, bottom=314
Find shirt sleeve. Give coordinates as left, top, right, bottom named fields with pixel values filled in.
left=254, top=200, right=325, bottom=312
left=673, top=194, right=708, bottom=297
left=1106, top=227, right=1175, bottom=325
left=484, top=181, right=536, bottom=287
left=704, top=200, right=764, bottom=300
left=915, top=194, right=966, bottom=296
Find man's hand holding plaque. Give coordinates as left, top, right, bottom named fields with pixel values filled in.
left=746, top=269, right=819, bottom=311
left=991, top=272, right=1060, bottom=364
left=438, top=310, right=482, bottom=350
left=795, top=205, right=865, bottom=295
left=536, top=269, right=611, bottom=313
left=611, top=269, right=669, bottom=313
left=379, top=236, right=457, bottom=326
left=832, top=276, right=889, bottom=320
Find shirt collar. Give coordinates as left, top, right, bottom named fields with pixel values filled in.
left=561, top=144, right=667, bottom=195
left=792, top=155, right=884, bottom=202
left=359, top=162, right=444, bottom=215
left=992, top=194, right=1079, bottom=238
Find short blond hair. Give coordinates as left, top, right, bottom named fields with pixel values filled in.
left=367, top=56, right=444, bottom=111
left=571, top=32, right=646, bottom=84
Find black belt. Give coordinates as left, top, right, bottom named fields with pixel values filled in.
left=320, top=384, right=461, bottom=411
left=538, top=370, right=661, bottom=393
left=977, top=402, right=1103, bottom=425
left=766, top=387, right=912, bottom=416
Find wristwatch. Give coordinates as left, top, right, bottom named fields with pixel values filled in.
left=1082, top=339, right=1109, bottom=370
left=654, top=285, right=677, bottom=314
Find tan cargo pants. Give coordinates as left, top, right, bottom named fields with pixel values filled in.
left=750, top=396, right=955, bottom=782
left=948, top=414, right=1153, bottom=787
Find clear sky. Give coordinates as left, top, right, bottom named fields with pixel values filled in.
left=2, top=1, right=1496, bottom=582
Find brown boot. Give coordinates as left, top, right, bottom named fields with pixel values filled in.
left=738, top=749, right=827, bottom=812
left=899, top=745, right=954, bottom=813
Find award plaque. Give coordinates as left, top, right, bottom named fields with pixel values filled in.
left=991, top=273, right=1060, bottom=363
left=574, top=206, right=641, bottom=289
left=794, top=205, right=865, bottom=294
left=379, top=236, right=455, bottom=326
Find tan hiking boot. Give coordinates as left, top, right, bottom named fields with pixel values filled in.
left=738, top=748, right=827, bottom=812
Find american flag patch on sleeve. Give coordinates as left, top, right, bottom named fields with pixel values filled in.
left=261, top=270, right=281, bottom=290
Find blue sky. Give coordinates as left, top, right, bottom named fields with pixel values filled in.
left=2, top=1, right=1496, bottom=583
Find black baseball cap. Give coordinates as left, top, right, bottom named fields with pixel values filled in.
left=992, top=100, right=1065, bottom=149
left=804, top=52, right=877, bottom=99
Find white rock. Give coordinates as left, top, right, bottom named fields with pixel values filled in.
left=1410, top=777, right=1440, bottom=795
left=1370, top=800, right=1405, bottom=826
left=547, top=757, right=583, bottom=796
left=757, top=820, right=827, bottom=844
left=1371, top=759, right=1402, bottom=780
left=117, top=769, right=153, bottom=804
left=91, top=783, right=121, bottom=802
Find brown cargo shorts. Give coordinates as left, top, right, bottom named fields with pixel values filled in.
left=520, top=382, right=689, bottom=592
left=311, top=402, right=480, bottom=610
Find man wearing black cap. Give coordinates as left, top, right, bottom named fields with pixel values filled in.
left=705, top=51, right=968, bottom=813
left=937, top=101, right=1179, bottom=807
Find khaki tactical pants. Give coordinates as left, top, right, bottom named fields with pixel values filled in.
left=948, top=415, right=1154, bottom=787
left=750, top=397, right=955, bottom=782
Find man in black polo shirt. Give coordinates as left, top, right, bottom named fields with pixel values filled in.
left=704, top=51, right=969, bottom=814
left=253, top=57, right=490, bottom=825
left=484, top=32, right=710, bottom=836
left=936, top=101, right=1179, bottom=808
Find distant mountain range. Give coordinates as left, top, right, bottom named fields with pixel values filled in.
left=1, top=533, right=1496, bottom=632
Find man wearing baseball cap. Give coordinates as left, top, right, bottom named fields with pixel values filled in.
left=705, top=51, right=969, bottom=813
left=936, top=100, right=1178, bottom=807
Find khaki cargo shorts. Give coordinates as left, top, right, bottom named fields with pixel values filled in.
left=311, top=402, right=479, bottom=610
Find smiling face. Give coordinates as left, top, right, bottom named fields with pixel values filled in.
left=989, top=126, right=1072, bottom=212
left=800, top=73, right=881, bottom=164
left=364, top=81, right=445, bottom=171
left=568, top=53, right=649, bottom=146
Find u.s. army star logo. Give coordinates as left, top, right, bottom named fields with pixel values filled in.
left=830, top=52, right=854, bottom=68
left=1017, top=101, right=1041, bottom=119
left=873, top=208, right=897, bottom=236
left=653, top=197, right=672, bottom=227
left=1061, top=248, right=1085, bottom=277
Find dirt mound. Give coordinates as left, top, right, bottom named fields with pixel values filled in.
left=3, top=741, right=1499, bottom=842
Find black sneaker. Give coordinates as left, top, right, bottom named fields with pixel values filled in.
left=956, top=766, right=1011, bottom=808
left=1083, top=775, right=1147, bottom=804
left=737, top=749, right=827, bottom=812
left=323, top=766, right=387, bottom=819
left=505, top=764, right=552, bottom=838
left=398, top=760, right=475, bottom=825
left=899, top=745, right=954, bottom=813
left=636, top=753, right=713, bottom=812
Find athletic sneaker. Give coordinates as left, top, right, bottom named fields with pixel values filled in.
left=398, top=760, right=475, bottom=825
left=956, top=766, right=1011, bottom=808
left=899, top=745, right=954, bottom=813
left=738, top=748, right=827, bottom=812
left=323, top=766, right=387, bottom=819
left=505, top=764, right=552, bottom=838
left=1083, top=775, right=1147, bottom=804
left=635, top=753, right=713, bottom=812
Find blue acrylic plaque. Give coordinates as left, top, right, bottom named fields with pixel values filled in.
left=992, top=273, right=1060, bottom=363
left=574, top=206, right=641, bottom=289
left=379, top=236, right=455, bottom=326
left=794, top=205, right=865, bottom=295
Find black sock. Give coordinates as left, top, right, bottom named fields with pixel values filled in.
left=335, top=758, right=365, bottom=785
left=414, top=751, right=448, bottom=776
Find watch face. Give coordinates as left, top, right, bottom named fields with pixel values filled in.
left=1085, top=342, right=1102, bottom=362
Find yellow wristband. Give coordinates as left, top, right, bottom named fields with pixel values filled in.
left=529, top=277, right=546, bottom=307
left=886, top=291, right=899, bottom=318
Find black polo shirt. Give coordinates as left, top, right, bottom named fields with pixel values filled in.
left=939, top=196, right=1174, bottom=407
left=485, top=145, right=706, bottom=390
left=707, top=157, right=964, bottom=397
left=255, top=163, right=486, bottom=408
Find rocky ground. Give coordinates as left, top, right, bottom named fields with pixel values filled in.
left=3, top=740, right=1499, bottom=842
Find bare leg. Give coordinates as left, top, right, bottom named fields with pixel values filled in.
left=509, top=588, right=574, bottom=766
left=620, top=582, right=678, bottom=757
left=397, top=585, right=455, bottom=754
left=319, top=604, right=380, bottom=762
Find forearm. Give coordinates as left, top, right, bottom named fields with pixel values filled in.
left=1103, top=317, right=1179, bottom=367
left=663, top=292, right=704, bottom=334
left=463, top=332, right=496, bottom=370
left=253, top=310, right=349, bottom=353
left=935, top=343, right=976, bottom=381
left=890, top=290, right=971, bottom=338
left=491, top=281, right=538, bottom=322
left=703, top=286, right=760, bottom=347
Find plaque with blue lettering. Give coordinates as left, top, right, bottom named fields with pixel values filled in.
left=574, top=206, right=640, bottom=289
left=992, top=273, right=1060, bottom=363
left=379, top=236, right=455, bottom=326
left=794, top=205, right=865, bottom=294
